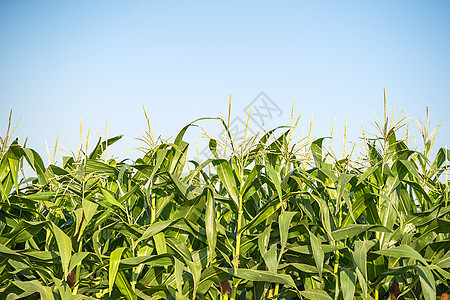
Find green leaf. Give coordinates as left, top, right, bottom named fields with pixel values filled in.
left=109, top=247, right=127, bottom=294
left=153, top=232, right=167, bottom=255
left=116, top=270, right=137, bottom=300
left=356, top=165, right=380, bottom=185
left=82, top=199, right=98, bottom=224
left=174, top=259, right=184, bottom=297
left=266, top=163, right=283, bottom=202
left=172, top=187, right=208, bottom=222
left=340, top=268, right=356, bottom=300
left=300, top=289, right=333, bottom=300
left=85, top=159, right=118, bottom=177
left=166, top=236, right=193, bottom=262
left=100, top=188, right=125, bottom=210
left=7, top=157, right=19, bottom=193
left=262, top=244, right=278, bottom=273
left=220, top=268, right=296, bottom=287
left=429, top=147, right=450, bottom=176
left=309, top=230, right=324, bottom=278
left=288, top=244, right=345, bottom=255
left=258, top=226, right=271, bottom=256
left=436, top=250, right=450, bottom=268
left=136, top=219, right=176, bottom=244
left=205, top=188, right=217, bottom=265
left=0, top=243, right=28, bottom=264
left=88, top=135, right=123, bottom=160
left=330, top=224, right=391, bottom=241
left=185, top=258, right=201, bottom=297
left=51, top=276, right=72, bottom=300
left=413, top=265, right=436, bottom=300
left=240, top=164, right=263, bottom=201
left=0, top=221, right=47, bottom=246
left=212, top=159, right=239, bottom=206
left=374, top=244, right=428, bottom=266
left=239, top=197, right=283, bottom=234
left=279, top=212, right=296, bottom=250
left=310, top=138, right=327, bottom=167
left=68, top=252, right=89, bottom=273
left=51, top=222, right=72, bottom=279
left=284, top=263, right=318, bottom=274
left=19, top=192, right=56, bottom=201
left=208, top=139, right=219, bottom=159
left=119, top=254, right=173, bottom=267
left=151, top=148, right=169, bottom=179
left=341, top=194, right=373, bottom=227
left=197, top=266, right=230, bottom=295
left=399, top=159, right=421, bottom=181
left=183, top=158, right=212, bottom=183
left=11, top=280, right=55, bottom=300
left=23, top=148, right=47, bottom=185
left=336, top=173, right=354, bottom=212
left=352, top=240, right=375, bottom=284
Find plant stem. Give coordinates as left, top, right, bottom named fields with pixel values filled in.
left=231, top=196, right=243, bottom=300
left=274, top=284, right=279, bottom=297
left=147, top=180, right=155, bottom=224
left=72, top=241, right=83, bottom=295
left=234, top=210, right=242, bottom=269
left=150, top=192, right=155, bottom=224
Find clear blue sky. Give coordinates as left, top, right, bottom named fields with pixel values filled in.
left=1, top=1, right=449, bottom=163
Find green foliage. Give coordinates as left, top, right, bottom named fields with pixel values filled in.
left=0, top=107, right=449, bottom=300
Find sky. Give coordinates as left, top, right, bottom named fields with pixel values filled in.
left=0, top=1, right=449, bottom=164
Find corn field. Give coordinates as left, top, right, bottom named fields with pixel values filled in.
left=0, top=102, right=449, bottom=300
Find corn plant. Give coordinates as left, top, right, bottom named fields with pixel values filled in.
left=0, top=102, right=449, bottom=300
